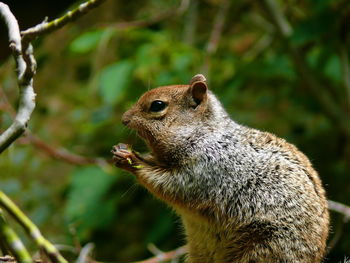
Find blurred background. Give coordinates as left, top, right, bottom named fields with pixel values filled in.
left=1, top=0, right=350, bottom=262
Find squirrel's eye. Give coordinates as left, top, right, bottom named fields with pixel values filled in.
left=150, top=100, right=167, bottom=112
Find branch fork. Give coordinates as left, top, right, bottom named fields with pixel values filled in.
left=0, top=0, right=105, bottom=154
left=0, top=2, right=36, bottom=153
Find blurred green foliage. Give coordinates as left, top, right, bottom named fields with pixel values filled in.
left=1, top=0, right=350, bottom=262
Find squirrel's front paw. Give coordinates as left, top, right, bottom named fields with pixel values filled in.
left=111, top=143, right=142, bottom=171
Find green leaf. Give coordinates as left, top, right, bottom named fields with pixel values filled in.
left=99, top=60, right=134, bottom=105
left=69, top=30, right=105, bottom=54
left=64, top=166, right=118, bottom=239
left=290, top=7, right=336, bottom=46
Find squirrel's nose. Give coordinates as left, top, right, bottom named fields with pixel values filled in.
left=122, top=118, right=130, bottom=126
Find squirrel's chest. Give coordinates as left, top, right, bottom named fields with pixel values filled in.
left=180, top=213, right=238, bottom=263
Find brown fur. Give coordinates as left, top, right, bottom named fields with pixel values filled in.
left=112, top=74, right=329, bottom=263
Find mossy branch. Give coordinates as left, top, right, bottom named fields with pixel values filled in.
left=21, top=0, right=106, bottom=41
left=0, top=220, right=32, bottom=263
left=0, top=192, right=67, bottom=263
left=0, top=212, right=33, bottom=263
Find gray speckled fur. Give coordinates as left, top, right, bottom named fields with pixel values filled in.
left=114, top=84, right=329, bottom=263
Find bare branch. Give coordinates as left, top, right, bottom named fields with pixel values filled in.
left=0, top=3, right=36, bottom=153
left=328, top=200, right=350, bottom=221
left=261, top=0, right=291, bottom=38
left=26, top=134, right=109, bottom=166
left=76, top=243, right=94, bottom=263
left=205, top=0, right=231, bottom=55
left=201, top=0, right=231, bottom=75
left=182, top=0, right=198, bottom=45
left=21, top=0, right=107, bottom=41
left=133, top=246, right=187, bottom=263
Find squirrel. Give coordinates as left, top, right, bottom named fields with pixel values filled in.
left=112, top=74, right=329, bottom=263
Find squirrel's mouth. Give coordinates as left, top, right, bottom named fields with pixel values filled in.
left=136, top=129, right=156, bottom=146
left=136, top=130, right=148, bottom=140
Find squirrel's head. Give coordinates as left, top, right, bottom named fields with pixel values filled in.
left=122, top=74, right=229, bottom=161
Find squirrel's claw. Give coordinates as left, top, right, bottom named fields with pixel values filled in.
left=112, top=143, right=142, bottom=171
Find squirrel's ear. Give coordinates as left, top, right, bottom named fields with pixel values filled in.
left=190, top=74, right=207, bottom=85
left=189, top=74, right=208, bottom=106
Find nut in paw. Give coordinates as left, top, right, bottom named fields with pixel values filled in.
left=111, top=143, right=143, bottom=170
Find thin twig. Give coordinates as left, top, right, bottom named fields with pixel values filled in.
left=205, top=0, right=231, bottom=55
left=182, top=0, right=198, bottom=45
left=76, top=243, right=94, bottom=263
left=0, top=2, right=36, bottom=153
left=261, top=0, right=291, bottom=37
left=147, top=244, right=164, bottom=257
left=202, top=0, right=231, bottom=75
left=21, top=0, right=107, bottom=41
left=0, top=192, right=68, bottom=263
left=133, top=246, right=187, bottom=263
left=26, top=134, right=109, bottom=166
left=328, top=200, right=350, bottom=220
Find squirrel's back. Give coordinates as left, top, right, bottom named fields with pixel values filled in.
left=170, top=117, right=329, bottom=262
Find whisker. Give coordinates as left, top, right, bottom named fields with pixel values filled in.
left=120, top=183, right=139, bottom=199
